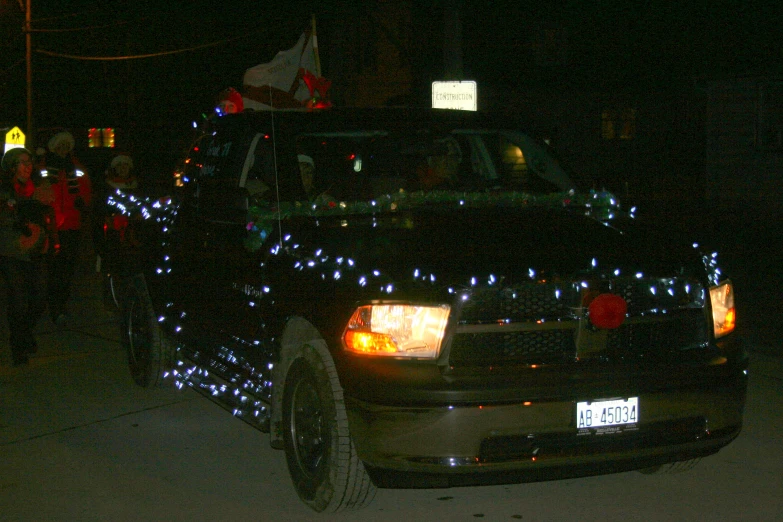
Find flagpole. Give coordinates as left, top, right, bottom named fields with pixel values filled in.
left=311, top=14, right=321, bottom=78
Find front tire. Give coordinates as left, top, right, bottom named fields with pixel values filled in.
left=121, top=274, right=175, bottom=388
left=282, top=345, right=376, bottom=512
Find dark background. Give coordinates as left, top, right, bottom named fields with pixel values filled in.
left=2, top=1, right=782, bottom=195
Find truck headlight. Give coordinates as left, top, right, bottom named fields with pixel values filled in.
left=709, top=280, right=735, bottom=338
left=342, top=304, right=450, bottom=359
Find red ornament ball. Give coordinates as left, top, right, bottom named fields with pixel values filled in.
left=588, top=293, right=627, bottom=329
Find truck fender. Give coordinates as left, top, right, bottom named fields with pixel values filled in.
left=269, top=316, right=330, bottom=449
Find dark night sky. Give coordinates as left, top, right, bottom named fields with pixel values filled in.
left=2, top=0, right=323, bottom=169
left=2, top=1, right=315, bottom=126
left=2, top=0, right=782, bottom=171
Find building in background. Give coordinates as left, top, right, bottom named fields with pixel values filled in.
left=702, top=75, right=783, bottom=202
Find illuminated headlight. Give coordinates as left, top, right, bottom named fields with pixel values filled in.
left=709, top=280, right=735, bottom=338
left=342, top=304, right=450, bottom=359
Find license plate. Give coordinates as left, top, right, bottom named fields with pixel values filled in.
left=576, top=397, right=639, bottom=429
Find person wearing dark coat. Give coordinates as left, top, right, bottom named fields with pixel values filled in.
left=0, top=147, right=52, bottom=366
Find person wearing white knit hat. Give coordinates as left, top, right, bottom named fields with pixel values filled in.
left=110, top=154, right=133, bottom=169
left=106, top=154, right=137, bottom=190
left=47, top=131, right=75, bottom=156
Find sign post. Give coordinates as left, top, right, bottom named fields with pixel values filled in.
left=431, top=81, right=477, bottom=111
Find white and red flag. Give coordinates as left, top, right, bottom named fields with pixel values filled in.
left=242, top=26, right=320, bottom=110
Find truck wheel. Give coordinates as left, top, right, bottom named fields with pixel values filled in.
left=282, top=347, right=376, bottom=512
left=122, top=274, right=175, bottom=388
left=639, top=458, right=701, bottom=474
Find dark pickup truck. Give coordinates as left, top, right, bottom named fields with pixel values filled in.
left=114, top=107, right=746, bottom=513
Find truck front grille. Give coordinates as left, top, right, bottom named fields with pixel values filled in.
left=448, top=278, right=708, bottom=367
left=450, top=328, right=575, bottom=365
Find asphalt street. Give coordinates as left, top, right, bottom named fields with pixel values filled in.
left=1, top=202, right=782, bottom=521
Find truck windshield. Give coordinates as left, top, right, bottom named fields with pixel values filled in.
left=294, top=129, right=576, bottom=202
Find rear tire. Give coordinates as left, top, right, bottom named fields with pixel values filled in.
left=282, top=345, right=376, bottom=512
left=639, top=458, right=701, bottom=474
left=122, top=274, right=175, bottom=388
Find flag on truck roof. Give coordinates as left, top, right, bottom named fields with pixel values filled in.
left=242, top=26, right=319, bottom=110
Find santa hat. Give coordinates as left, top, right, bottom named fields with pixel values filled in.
left=1, top=146, right=32, bottom=172
left=47, top=131, right=75, bottom=153
left=218, top=87, right=244, bottom=113
left=111, top=154, right=134, bottom=170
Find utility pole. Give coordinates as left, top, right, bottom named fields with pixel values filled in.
left=442, top=0, right=463, bottom=79
left=24, top=0, right=33, bottom=148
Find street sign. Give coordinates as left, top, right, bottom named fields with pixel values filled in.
left=431, top=81, right=477, bottom=111
left=4, top=126, right=26, bottom=154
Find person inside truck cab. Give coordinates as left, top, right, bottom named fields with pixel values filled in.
left=298, top=154, right=316, bottom=198
left=416, top=137, right=462, bottom=190
left=243, top=137, right=275, bottom=204
left=297, top=153, right=336, bottom=204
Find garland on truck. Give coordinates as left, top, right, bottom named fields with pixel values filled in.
left=244, top=189, right=624, bottom=252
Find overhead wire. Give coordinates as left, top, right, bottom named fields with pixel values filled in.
left=28, top=0, right=209, bottom=24
left=31, top=3, right=122, bottom=24
left=26, top=19, right=136, bottom=33
left=29, top=1, right=260, bottom=33
left=0, top=58, right=25, bottom=76
left=32, top=10, right=98, bottom=24
left=29, top=2, right=282, bottom=62
left=35, top=29, right=268, bottom=61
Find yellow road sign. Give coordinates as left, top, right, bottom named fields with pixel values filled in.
left=4, top=126, right=26, bottom=153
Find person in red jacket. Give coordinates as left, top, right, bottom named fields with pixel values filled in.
left=42, top=131, right=92, bottom=324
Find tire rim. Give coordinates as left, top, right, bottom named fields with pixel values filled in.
left=290, top=377, right=326, bottom=478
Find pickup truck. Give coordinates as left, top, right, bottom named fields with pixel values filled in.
left=114, top=107, right=747, bottom=513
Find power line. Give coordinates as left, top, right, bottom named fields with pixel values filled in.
left=35, top=31, right=263, bottom=61
left=30, top=1, right=266, bottom=34
left=30, top=3, right=121, bottom=24
left=26, top=19, right=136, bottom=33
left=0, top=58, right=25, bottom=77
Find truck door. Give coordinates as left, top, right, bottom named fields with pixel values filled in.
left=166, top=125, right=263, bottom=364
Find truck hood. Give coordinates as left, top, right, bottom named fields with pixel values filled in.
left=279, top=205, right=705, bottom=298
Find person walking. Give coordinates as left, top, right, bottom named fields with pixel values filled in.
left=93, top=153, right=139, bottom=308
left=104, top=153, right=138, bottom=191
left=93, top=153, right=138, bottom=260
left=0, top=147, right=52, bottom=366
left=42, top=131, right=92, bottom=324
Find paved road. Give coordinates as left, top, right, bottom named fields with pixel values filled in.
left=2, top=224, right=783, bottom=520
